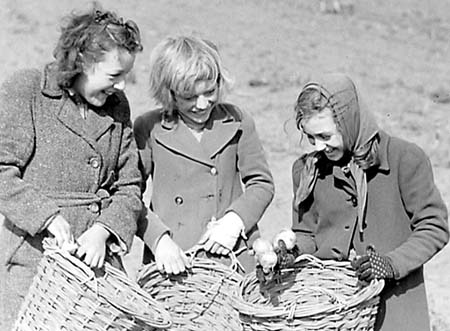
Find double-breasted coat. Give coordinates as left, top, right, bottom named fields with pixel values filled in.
left=292, top=130, right=449, bottom=331
left=0, top=64, right=142, bottom=329
left=134, top=103, right=274, bottom=270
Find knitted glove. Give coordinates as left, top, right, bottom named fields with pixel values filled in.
left=351, top=245, right=395, bottom=283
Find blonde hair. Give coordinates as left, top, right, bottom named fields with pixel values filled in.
left=148, top=35, right=233, bottom=113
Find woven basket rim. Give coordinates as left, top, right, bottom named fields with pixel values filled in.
left=137, top=251, right=244, bottom=331
left=233, top=254, right=385, bottom=319
left=19, top=238, right=173, bottom=329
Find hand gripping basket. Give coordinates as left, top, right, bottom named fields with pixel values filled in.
left=13, top=238, right=172, bottom=331
left=137, top=246, right=244, bottom=331
left=233, top=254, right=385, bottom=331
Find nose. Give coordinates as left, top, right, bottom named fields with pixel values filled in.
left=113, top=78, right=126, bottom=91
left=195, top=95, right=209, bottom=110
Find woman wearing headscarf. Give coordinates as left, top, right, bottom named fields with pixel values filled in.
left=290, top=73, right=448, bottom=330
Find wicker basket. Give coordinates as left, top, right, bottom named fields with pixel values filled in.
left=234, top=254, right=384, bottom=331
left=137, top=247, right=244, bottom=331
left=13, top=238, right=172, bottom=331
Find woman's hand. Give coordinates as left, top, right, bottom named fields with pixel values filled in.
left=46, top=214, right=72, bottom=248
left=75, top=223, right=110, bottom=268
left=199, top=212, right=245, bottom=256
left=154, top=233, right=191, bottom=275
left=351, top=245, right=395, bottom=284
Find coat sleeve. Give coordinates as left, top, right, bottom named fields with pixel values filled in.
left=291, top=156, right=318, bottom=254
left=227, top=109, right=275, bottom=235
left=386, top=142, right=449, bottom=279
left=0, top=70, right=60, bottom=235
left=92, top=93, right=141, bottom=251
left=133, top=112, right=171, bottom=251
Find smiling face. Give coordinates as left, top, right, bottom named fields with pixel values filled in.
left=73, top=47, right=136, bottom=107
left=173, top=79, right=219, bottom=131
left=301, top=107, right=345, bottom=161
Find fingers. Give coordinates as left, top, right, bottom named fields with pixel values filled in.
left=351, top=255, right=369, bottom=269
left=159, top=251, right=190, bottom=275
left=155, top=236, right=191, bottom=275
left=47, top=215, right=72, bottom=247
left=75, top=228, right=107, bottom=268
left=75, top=244, right=105, bottom=268
left=352, top=255, right=373, bottom=282
left=163, top=257, right=186, bottom=275
left=203, top=239, right=230, bottom=255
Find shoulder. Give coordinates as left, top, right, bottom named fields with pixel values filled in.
left=292, top=154, right=309, bottom=179
left=388, top=135, right=430, bottom=167
left=133, top=109, right=163, bottom=145
left=216, top=103, right=243, bottom=120
left=1, top=68, right=41, bottom=99
left=216, top=103, right=257, bottom=130
left=134, top=109, right=162, bottom=131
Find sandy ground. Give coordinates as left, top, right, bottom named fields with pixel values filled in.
left=1, top=0, right=449, bottom=329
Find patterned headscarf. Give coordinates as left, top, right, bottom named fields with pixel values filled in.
left=294, top=73, right=379, bottom=233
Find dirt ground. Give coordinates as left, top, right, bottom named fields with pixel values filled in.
left=1, top=0, right=449, bottom=329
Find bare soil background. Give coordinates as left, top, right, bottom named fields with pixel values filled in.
left=1, top=0, right=449, bottom=329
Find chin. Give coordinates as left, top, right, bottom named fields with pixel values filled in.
left=88, top=97, right=107, bottom=107
left=325, top=152, right=343, bottom=162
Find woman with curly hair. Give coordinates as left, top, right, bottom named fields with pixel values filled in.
left=0, top=5, right=143, bottom=328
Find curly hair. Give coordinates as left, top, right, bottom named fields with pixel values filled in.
left=53, top=3, right=143, bottom=89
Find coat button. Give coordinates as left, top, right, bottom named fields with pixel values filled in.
left=174, top=196, right=183, bottom=205
left=90, top=158, right=100, bottom=169
left=89, top=202, right=100, bottom=213
left=210, top=167, right=218, bottom=176
left=344, top=224, right=351, bottom=231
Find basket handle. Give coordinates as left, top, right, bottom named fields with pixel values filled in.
left=41, top=238, right=172, bottom=328
left=186, top=244, right=245, bottom=273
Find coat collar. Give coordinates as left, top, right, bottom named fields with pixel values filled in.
left=376, top=130, right=390, bottom=172
left=153, top=104, right=241, bottom=166
left=323, top=130, right=390, bottom=185
left=40, top=62, right=118, bottom=143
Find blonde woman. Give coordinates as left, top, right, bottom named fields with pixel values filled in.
left=134, top=35, right=274, bottom=274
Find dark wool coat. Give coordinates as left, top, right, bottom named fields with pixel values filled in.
left=0, top=64, right=142, bottom=329
left=134, top=104, right=274, bottom=270
left=292, top=130, right=449, bottom=331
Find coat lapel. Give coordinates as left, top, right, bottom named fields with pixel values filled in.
left=85, top=106, right=114, bottom=141
left=55, top=98, right=92, bottom=144
left=154, top=106, right=240, bottom=166
left=154, top=120, right=215, bottom=166
left=55, top=97, right=114, bottom=150
left=201, top=115, right=240, bottom=158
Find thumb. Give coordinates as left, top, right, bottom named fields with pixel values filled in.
left=198, top=229, right=212, bottom=245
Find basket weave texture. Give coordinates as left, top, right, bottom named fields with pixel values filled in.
left=234, top=254, right=384, bottom=331
left=137, top=249, right=244, bottom=331
left=13, top=239, right=172, bottom=331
